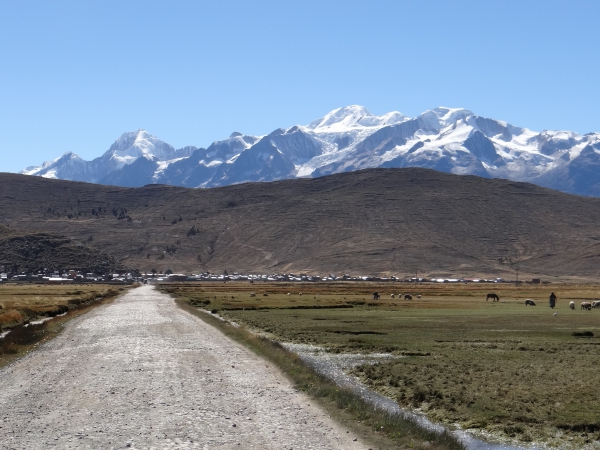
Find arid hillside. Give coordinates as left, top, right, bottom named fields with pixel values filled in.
left=1, top=168, right=600, bottom=279
left=0, top=225, right=124, bottom=274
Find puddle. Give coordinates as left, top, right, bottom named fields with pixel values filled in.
left=282, top=343, right=545, bottom=450
left=200, top=309, right=240, bottom=327
left=0, top=312, right=71, bottom=336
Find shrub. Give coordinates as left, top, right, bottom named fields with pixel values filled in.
left=572, top=331, right=594, bottom=337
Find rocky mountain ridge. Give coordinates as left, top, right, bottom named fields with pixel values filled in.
left=21, top=106, right=600, bottom=196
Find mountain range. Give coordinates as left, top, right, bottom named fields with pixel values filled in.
left=21, top=106, right=600, bottom=196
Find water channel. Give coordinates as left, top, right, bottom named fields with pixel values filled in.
left=282, top=343, right=545, bottom=450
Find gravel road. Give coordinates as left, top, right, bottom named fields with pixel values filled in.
left=0, top=285, right=368, bottom=449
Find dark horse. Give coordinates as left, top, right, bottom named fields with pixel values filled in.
left=486, top=293, right=500, bottom=302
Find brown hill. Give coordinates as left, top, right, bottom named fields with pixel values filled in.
left=1, top=169, right=600, bottom=279
left=0, top=225, right=125, bottom=274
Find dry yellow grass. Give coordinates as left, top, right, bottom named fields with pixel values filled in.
left=0, top=284, right=129, bottom=369
left=0, top=284, right=125, bottom=329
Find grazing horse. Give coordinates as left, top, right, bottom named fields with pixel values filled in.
left=486, top=293, right=500, bottom=302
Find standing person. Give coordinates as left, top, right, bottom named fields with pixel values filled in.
left=549, top=292, right=557, bottom=309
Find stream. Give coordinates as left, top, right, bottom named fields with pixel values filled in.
left=282, top=343, right=545, bottom=450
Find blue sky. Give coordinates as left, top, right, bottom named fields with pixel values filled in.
left=1, top=0, right=599, bottom=173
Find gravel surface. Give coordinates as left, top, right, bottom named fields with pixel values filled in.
left=0, top=286, right=368, bottom=449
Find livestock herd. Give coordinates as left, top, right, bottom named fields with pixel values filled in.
left=251, top=292, right=424, bottom=300
left=522, top=298, right=600, bottom=310
left=372, top=292, right=422, bottom=300
left=574, top=301, right=600, bottom=311
left=249, top=290, right=600, bottom=311
left=480, top=292, right=600, bottom=311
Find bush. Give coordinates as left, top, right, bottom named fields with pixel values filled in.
left=572, top=331, right=594, bottom=337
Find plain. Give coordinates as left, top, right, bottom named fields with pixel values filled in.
left=164, top=281, right=600, bottom=449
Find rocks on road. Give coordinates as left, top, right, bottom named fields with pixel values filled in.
left=0, top=285, right=367, bottom=449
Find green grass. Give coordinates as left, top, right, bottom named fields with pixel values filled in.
left=174, top=294, right=466, bottom=450
left=165, top=282, right=600, bottom=448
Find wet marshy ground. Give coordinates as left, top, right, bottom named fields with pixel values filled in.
left=282, top=343, right=541, bottom=450
left=0, top=321, right=48, bottom=355
left=166, top=282, right=600, bottom=449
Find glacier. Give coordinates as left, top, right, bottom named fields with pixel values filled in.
left=20, top=106, right=600, bottom=197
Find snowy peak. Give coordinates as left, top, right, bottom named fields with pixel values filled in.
left=22, top=151, right=79, bottom=172
left=18, top=105, right=600, bottom=197
left=416, top=107, right=474, bottom=131
left=306, top=105, right=408, bottom=132
left=535, top=130, right=579, bottom=155
left=106, top=129, right=179, bottom=163
left=205, top=133, right=259, bottom=162
left=108, top=129, right=151, bottom=153
left=430, top=107, right=474, bottom=125
left=20, top=130, right=195, bottom=184
left=20, top=152, right=84, bottom=179
left=307, top=105, right=372, bottom=131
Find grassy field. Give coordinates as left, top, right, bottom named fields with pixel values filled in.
left=0, top=284, right=127, bottom=330
left=164, top=281, right=600, bottom=448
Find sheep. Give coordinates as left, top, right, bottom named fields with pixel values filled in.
left=404, top=294, right=412, bottom=300
left=581, top=302, right=592, bottom=311
left=570, top=301, right=575, bottom=310
left=592, top=301, right=600, bottom=308
left=390, top=294, right=395, bottom=298
left=250, top=292, right=256, bottom=297
left=525, top=299, right=536, bottom=306
left=417, top=295, right=422, bottom=299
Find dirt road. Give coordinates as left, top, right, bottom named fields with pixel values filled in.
left=0, top=285, right=367, bottom=449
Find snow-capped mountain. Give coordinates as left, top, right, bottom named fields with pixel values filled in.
left=20, top=107, right=600, bottom=196
left=21, top=129, right=196, bottom=184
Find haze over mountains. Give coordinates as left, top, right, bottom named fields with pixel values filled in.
left=3, top=169, right=600, bottom=279
left=21, top=106, right=600, bottom=197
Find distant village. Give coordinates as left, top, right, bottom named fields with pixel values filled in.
left=0, top=268, right=543, bottom=285
left=0, top=269, right=136, bottom=284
